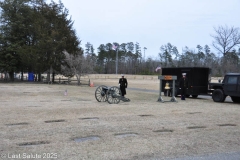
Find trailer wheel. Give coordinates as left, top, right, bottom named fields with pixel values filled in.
left=212, top=89, right=225, bottom=102
left=231, top=96, right=240, bottom=103
left=192, top=95, right=198, bottom=98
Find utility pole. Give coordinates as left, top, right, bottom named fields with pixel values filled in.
left=143, top=47, right=147, bottom=61
left=116, top=48, right=118, bottom=74
left=113, top=43, right=118, bottom=74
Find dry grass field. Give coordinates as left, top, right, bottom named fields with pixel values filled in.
left=0, top=74, right=239, bottom=160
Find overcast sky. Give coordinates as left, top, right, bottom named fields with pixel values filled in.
left=50, top=0, right=240, bottom=59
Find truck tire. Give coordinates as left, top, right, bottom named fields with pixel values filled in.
left=231, top=96, right=240, bottom=103
left=212, top=89, right=225, bottom=102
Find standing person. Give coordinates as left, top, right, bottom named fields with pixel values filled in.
left=119, top=74, right=128, bottom=97
left=179, top=73, right=188, bottom=100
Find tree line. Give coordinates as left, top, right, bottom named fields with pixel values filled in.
left=0, top=0, right=81, bottom=82
left=0, top=0, right=240, bottom=82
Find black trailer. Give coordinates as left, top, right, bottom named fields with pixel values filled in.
left=161, top=67, right=211, bottom=98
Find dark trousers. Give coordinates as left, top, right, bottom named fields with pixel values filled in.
left=120, top=87, right=126, bottom=96
left=181, top=88, right=186, bottom=100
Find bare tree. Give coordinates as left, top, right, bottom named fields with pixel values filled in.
left=61, top=51, right=93, bottom=85
left=211, top=25, right=240, bottom=56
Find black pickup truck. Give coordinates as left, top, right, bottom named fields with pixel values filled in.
left=209, top=73, right=240, bottom=103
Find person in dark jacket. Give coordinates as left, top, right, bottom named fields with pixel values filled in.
left=119, top=74, right=128, bottom=97
left=179, top=73, right=188, bottom=100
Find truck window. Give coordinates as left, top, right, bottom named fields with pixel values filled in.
left=227, top=76, right=238, bottom=84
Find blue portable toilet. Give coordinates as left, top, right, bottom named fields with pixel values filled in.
left=28, top=72, right=34, bottom=81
